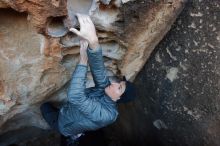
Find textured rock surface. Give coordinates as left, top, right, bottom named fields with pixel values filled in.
left=99, top=0, right=220, bottom=146
left=0, top=0, right=185, bottom=138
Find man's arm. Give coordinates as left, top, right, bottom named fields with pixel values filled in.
left=87, top=46, right=110, bottom=88
left=67, top=40, right=88, bottom=104
left=70, top=14, right=110, bottom=89
left=67, top=64, right=87, bottom=104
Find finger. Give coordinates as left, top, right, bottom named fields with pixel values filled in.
left=85, top=15, right=92, bottom=23
left=76, top=13, right=84, bottom=26
left=86, top=16, right=91, bottom=22
left=70, top=28, right=82, bottom=37
left=85, top=17, right=90, bottom=23
left=82, top=18, right=87, bottom=24
left=82, top=15, right=89, bottom=24
left=80, top=14, right=89, bottom=23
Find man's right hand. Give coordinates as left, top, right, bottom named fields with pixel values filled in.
left=70, top=14, right=99, bottom=49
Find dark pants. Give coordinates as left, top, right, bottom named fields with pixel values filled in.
left=40, top=102, right=59, bottom=131
left=40, top=102, right=79, bottom=146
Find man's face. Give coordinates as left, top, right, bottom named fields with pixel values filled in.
left=105, top=81, right=126, bottom=101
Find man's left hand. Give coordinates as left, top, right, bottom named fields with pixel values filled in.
left=70, top=13, right=99, bottom=49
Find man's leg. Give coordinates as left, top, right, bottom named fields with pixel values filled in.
left=40, top=102, right=59, bottom=131
left=41, top=103, right=78, bottom=146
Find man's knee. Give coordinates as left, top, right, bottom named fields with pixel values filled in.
left=40, top=102, right=51, bottom=114
left=40, top=102, right=59, bottom=130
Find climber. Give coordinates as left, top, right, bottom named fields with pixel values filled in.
left=40, top=13, right=136, bottom=145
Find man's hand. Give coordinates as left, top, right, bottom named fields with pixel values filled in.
left=70, top=14, right=99, bottom=49
left=79, top=39, right=89, bottom=65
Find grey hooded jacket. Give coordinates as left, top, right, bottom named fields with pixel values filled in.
left=58, top=46, right=118, bottom=136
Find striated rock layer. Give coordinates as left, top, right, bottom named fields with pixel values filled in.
left=0, top=0, right=186, bottom=135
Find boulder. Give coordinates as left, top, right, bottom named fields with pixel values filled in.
left=0, top=0, right=186, bottom=136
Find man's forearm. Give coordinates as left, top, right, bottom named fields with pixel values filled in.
left=67, top=64, right=88, bottom=104
left=79, top=39, right=89, bottom=66
left=79, top=57, right=88, bottom=66
left=89, top=37, right=99, bottom=50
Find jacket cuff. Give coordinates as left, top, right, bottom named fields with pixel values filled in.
left=74, top=64, right=88, bottom=75
left=77, top=64, right=88, bottom=68
left=87, top=45, right=101, bottom=53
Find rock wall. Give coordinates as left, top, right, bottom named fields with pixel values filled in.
left=101, top=0, right=220, bottom=146
left=0, top=0, right=185, bottom=137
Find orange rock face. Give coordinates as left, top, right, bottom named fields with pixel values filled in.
left=0, top=0, right=67, bottom=33
left=0, top=0, right=186, bottom=134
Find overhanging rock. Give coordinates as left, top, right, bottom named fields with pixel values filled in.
left=0, top=0, right=186, bottom=134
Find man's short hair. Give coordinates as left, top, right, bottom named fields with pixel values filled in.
left=108, top=76, right=137, bottom=103
left=108, top=76, right=122, bottom=83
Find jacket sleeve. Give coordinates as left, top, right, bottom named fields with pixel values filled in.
left=74, top=96, right=118, bottom=126
left=67, top=64, right=88, bottom=104
left=87, top=46, right=110, bottom=89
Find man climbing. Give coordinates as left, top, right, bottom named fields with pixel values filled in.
left=40, top=13, right=136, bottom=145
